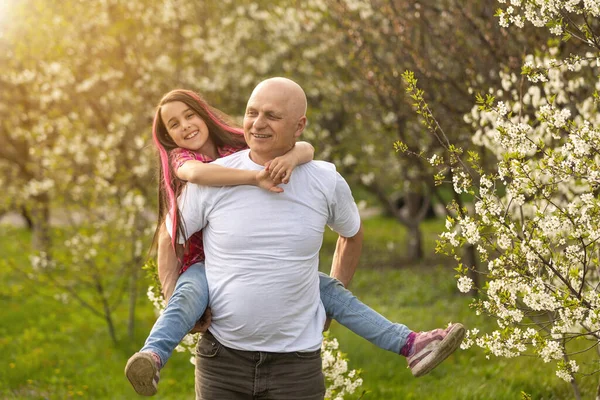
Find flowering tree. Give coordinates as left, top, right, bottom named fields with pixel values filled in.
left=401, top=1, right=600, bottom=397
left=286, top=0, right=544, bottom=260
left=0, top=0, right=183, bottom=341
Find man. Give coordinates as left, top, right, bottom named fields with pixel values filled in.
left=174, top=77, right=363, bottom=399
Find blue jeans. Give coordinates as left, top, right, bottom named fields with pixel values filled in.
left=141, top=263, right=411, bottom=366
left=141, top=262, right=209, bottom=366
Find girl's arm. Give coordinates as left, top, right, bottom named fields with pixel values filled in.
left=266, top=141, right=315, bottom=184
left=157, top=223, right=182, bottom=301
left=176, top=160, right=283, bottom=193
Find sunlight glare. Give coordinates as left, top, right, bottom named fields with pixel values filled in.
left=0, top=0, right=13, bottom=32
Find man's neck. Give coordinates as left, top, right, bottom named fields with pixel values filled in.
left=248, top=151, right=284, bottom=166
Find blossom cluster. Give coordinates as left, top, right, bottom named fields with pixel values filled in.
left=321, top=334, right=363, bottom=399
left=417, top=0, right=600, bottom=387
left=496, top=0, right=600, bottom=35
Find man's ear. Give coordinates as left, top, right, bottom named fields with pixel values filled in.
left=294, top=116, right=307, bottom=138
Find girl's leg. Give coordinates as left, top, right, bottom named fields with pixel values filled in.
left=318, top=272, right=411, bottom=354
left=126, top=262, right=209, bottom=396
left=140, top=262, right=209, bottom=366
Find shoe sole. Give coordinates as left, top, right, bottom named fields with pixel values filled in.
left=125, top=352, right=159, bottom=396
left=411, top=323, right=466, bottom=377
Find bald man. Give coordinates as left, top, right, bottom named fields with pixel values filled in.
left=170, top=78, right=362, bottom=399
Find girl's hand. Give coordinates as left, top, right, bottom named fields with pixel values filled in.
left=256, top=168, right=284, bottom=193
left=266, top=154, right=299, bottom=184
left=190, top=308, right=212, bottom=334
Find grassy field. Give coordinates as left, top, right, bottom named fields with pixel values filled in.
left=0, top=218, right=595, bottom=399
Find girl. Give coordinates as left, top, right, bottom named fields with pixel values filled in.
left=125, top=89, right=465, bottom=396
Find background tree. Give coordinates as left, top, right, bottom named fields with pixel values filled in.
left=401, top=1, right=600, bottom=398
left=0, top=0, right=185, bottom=341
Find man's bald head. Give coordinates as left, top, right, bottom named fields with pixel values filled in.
left=250, top=77, right=307, bottom=119
left=243, top=77, right=308, bottom=165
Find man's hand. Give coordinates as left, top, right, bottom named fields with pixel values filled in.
left=189, top=307, right=212, bottom=334
left=256, top=168, right=284, bottom=193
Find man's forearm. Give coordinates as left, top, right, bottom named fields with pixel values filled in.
left=157, top=224, right=181, bottom=300
left=330, top=222, right=364, bottom=287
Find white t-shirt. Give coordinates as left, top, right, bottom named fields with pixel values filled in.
left=170, top=149, right=361, bottom=352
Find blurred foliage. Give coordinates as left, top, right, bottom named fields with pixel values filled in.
left=0, top=0, right=547, bottom=259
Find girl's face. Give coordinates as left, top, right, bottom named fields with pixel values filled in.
left=161, top=101, right=214, bottom=154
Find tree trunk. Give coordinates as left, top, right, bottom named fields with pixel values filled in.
left=404, top=192, right=426, bottom=261
left=128, top=258, right=138, bottom=340
left=368, top=183, right=427, bottom=262
left=105, top=312, right=118, bottom=345
left=596, top=346, right=600, bottom=400
left=29, top=195, right=51, bottom=252
left=562, top=351, right=581, bottom=400
left=569, top=372, right=581, bottom=400
left=20, top=205, right=34, bottom=230
left=462, top=244, right=479, bottom=297
left=406, top=223, right=424, bottom=260
left=102, top=294, right=118, bottom=345
left=128, top=212, right=148, bottom=339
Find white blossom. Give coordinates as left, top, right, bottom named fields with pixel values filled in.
left=457, top=276, right=474, bottom=293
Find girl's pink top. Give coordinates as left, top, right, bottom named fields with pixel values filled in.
left=170, top=144, right=247, bottom=274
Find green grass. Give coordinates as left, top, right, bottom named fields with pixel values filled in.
left=0, top=219, right=595, bottom=399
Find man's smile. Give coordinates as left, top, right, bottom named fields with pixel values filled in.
left=252, top=133, right=272, bottom=139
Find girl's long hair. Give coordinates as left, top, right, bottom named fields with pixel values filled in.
left=150, top=89, right=246, bottom=256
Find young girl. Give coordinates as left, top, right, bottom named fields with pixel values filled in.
left=125, top=89, right=465, bottom=396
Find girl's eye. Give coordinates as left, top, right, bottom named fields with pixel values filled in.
left=170, top=123, right=178, bottom=129
left=186, top=114, right=194, bottom=119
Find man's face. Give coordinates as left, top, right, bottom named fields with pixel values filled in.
left=243, top=83, right=305, bottom=164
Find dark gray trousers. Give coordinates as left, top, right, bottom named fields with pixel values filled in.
left=195, top=331, right=325, bottom=400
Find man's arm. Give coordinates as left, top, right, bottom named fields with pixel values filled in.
left=329, top=222, right=364, bottom=287
left=157, top=223, right=182, bottom=300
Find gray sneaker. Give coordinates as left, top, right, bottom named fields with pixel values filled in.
left=407, top=323, right=465, bottom=377
left=125, top=352, right=160, bottom=396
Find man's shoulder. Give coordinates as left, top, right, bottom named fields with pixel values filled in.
left=309, top=160, right=336, bottom=171
left=300, top=160, right=337, bottom=175
left=296, top=160, right=345, bottom=197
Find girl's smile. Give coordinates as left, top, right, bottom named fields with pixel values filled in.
left=161, top=101, right=216, bottom=156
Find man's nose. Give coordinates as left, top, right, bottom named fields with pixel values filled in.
left=253, top=114, right=267, bottom=129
